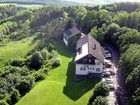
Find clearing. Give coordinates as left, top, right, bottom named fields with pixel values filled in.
left=0, top=37, right=37, bottom=67
left=17, top=41, right=100, bottom=105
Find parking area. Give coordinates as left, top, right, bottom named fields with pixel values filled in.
left=102, top=46, right=118, bottom=105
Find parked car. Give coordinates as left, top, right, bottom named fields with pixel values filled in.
left=108, top=83, right=115, bottom=90
left=105, top=68, right=116, bottom=75
left=102, top=71, right=111, bottom=77
left=105, top=53, right=112, bottom=58
left=104, top=49, right=110, bottom=54
left=102, top=78, right=115, bottom=90
left=109, top=70, right=115, bottom=75
left=104, top=59, right=112, bottom=68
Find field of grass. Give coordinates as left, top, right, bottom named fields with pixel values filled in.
left=17, top=41, right=100, bottom=105
left=0, top=37, right=37, bottom=67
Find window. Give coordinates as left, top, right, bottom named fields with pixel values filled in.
left=80, top=67, right=86, bottom=71
left=96, top=68, right=100, bottom=71
left=96, top=62, right=100, bottom=65
left=89, top=59, right=91, bottom=63
left=77, top=48, right=82, bottom=55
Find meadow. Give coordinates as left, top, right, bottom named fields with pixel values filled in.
left=0, top=37, right=37, bottom=67
left=17, top=42, right=100, bottom=105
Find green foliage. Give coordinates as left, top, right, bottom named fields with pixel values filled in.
left=133, top=87, right=140, bottom=105
left=90, top=26, right=105, bottom=42
left=92, top=96, right=108, bottom=105
left=34, top=72, right=46, bottom=82
left=30, top=51, right=43, bottom=70
left=93, top=81, right=109, bottom=97
left=41, top=49, right=50, bottom=60
left=125, top=65, right=140, bottom=94
left=51, top=58, right=61, bottom=67
left=48, top=43, right=55, bottom=52
left=10, top=89, right=20, bottom=104
left=119, top=44, right=140, bottom=76
left=89, top=82, right=109, bottom=105
left=16, top=77, right=35, bottom=95
left=102, top=2, right=140, bottom=12
left=50, top=50, right=59, bottom=58
left=65, top=18, right=76, bottom=30
left=0, top=100, right=8, bottom=105
left=8, top=58, right=25, bottom=67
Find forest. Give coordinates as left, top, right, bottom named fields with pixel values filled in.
left=0, top=2, right=140, bottom=105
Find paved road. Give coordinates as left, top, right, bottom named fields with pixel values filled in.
left=105, top=43, right=128, bottom=105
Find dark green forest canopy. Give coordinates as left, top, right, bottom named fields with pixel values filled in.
left=0, top=2, right=140, bottom=105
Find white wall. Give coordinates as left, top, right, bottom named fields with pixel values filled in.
left=63, top=37, right=68, bottom=46
left=75, top=43, right=88, bottom=61
left=76, top=59, right=103, bottom=75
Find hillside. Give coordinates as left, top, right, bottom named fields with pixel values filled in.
left=0, top=2, right=140, bottom=105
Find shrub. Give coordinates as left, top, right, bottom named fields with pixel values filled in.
left=50, top=50, right=59, bottom=58
left=51, top=58, right=61, bottom=67
left=30, top=51, right=43, bottom=70
left=20, top=67, right=30, bottom=76
left=10, top=89, right=20, bottom=104
left=92, top=96, right=108, bottom=105
left=0, top=101, right=8, bottom=105
left=41, top=49, right=50, bottom=60
left=34, top=72, right=46, bottom=82
left=48, top=43, right=55, bottom=52
left=17, top=77, right=35, bottom=95
left=93, top=81, right=109, bottom=97
left=8, top=59, right=25, bottom=67
left=89, top=82, right=109, bottom=104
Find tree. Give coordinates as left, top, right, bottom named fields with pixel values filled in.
left=93, top=82, right=109, bottom=97
left=90, top=26, right=105, bottom=42
left=89, top=82, right=109, bottom=104
left=0, top=101, right=8, bottom=105
left=133, top=87, right=140, bottom=105
left=10, top=89, right=20, bottom=104
left=41, top=49, right=50, bottom=60
left=17, top=77, right=35, bottom=95
left=92, top=96, right=108, bottom=105
left=30, top=51, right=43, bottom=70
left=65, top=18, right=76, bottom=30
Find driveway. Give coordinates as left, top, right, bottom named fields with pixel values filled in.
left=104, top=43, right=128, bottom=105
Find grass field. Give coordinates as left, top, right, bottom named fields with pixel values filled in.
left=17, top=41, right=100, bottom=105
left=0, top=37, right=37, bottom=67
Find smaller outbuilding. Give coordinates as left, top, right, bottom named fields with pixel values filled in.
left=63, top=26, right=84, bottom=48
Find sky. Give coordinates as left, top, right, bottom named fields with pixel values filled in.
left=64, top=0, right=140, bottom=4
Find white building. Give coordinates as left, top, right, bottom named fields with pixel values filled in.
left=75, top=35, right=104, bottom=80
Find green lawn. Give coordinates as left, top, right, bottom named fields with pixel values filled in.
left=17, top=41, right=100, bottom=105
left=0, top=37, right=37, bottom=67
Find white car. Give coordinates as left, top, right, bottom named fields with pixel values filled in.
left=105, top=53, right=112, bottom=58
left=104, top=49, right=110, bottom=54
left=108, top=83, right=115, bottom=90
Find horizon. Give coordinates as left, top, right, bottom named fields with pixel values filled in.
left=64, top=0, right=140, bottom=4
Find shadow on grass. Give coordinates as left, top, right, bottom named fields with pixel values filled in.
left=56, top=41, right=75, bottom=58
left=63, top=60, right=101, bottom=101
